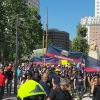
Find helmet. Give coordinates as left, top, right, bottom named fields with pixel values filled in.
left=25, top=70, right=33, bottom=77
left=17, top=80, right=46, bottom=100
left=55, top=68, right=60, bottom=72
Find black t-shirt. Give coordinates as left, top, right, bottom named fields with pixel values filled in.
left=92, top=85, right=100, bottom=100
left=53, top=74, right=60, bottom=84
left=70, top=74, right=76, bottom=82
left=48, top=73, right=54, bottom=82
left=33, top=77, right=41, bottom=83
left=74, top=74, right=83, bottom=85
left=48, top=88, right=73, bottom=100
left=85, top=72, right=91, bottom=85
left=65, top=75, right=69, bottom=79
left=5, top=70, right=13, bottom=80
left=40, top=80, right=51, bottom=96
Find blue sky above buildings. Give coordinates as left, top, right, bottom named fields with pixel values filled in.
left=40, top=0, right=94, bottom=40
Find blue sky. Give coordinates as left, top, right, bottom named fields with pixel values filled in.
left=40, top=0, right=94, bottom=40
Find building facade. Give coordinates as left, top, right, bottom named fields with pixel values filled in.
left=79, top=0, right=100, bottom=49
left=95, top=0, right=100, bottom=17
left=90, top=25, right=100, bottom=48
left=69, top=40, right=72, bottom=51
left=46, top=29, right=69, bottom=50
left=26, top=0, right=40, bottom=9
left=80, top=16, right=100, bottom=44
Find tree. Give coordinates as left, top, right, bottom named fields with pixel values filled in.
left=0, top=0, right=43, bottom=61
left=0, top=0, right=9, bottom=61
left=72, top=25, right=89, bottom=59
left=77, top=25, right=87, bottom=37
left=48, top=39, right=53, bottom=45
left=72, top=36, right=89, bottom=55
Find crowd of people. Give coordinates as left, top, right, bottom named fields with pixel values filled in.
left=0, top=62, right=100, bottom=100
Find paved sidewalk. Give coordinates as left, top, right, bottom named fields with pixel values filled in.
left=2, top=93, right=92, bottom=100
left=2, top=94, right=17, bottom=100
left=3, top=80, right=20, bottom=100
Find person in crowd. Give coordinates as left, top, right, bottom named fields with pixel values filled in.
left=21, top=70, right=33, bottom=84
left=74, top=69, right=84, bottom=100
left=21, top=66, right=26, bottom=82
left=91, top=76, right=100, bottom=100
left=64, top=70, right=69, bottom=80
left=70, top=68, right=76, bottom=97
left=48, top=68, right=54, bottom=89
left=46, top=68, right=49, bottom=74
left=33, top=71, right=41, bottom=82
left=47, top=79, right=73, bottom=100
left=68, top=68, right=72, bottom=77
left=40, top=73, right=51, bottom=96
left=5, top=66, right=13, bottom=95
left=17, top=66, right=22, bottom=85
left=52, top=68, right=61, bottom=88
left=0, top=68, right=8, bottom=99
left=86, top=72, right=92, bottom=97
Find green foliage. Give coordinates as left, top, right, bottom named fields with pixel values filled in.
left=48, top=39, right=53, bottom=45
left=0, top=0, right=43, bottom=61
left=37, top=39, right=53, bottom=49
left=78, top=25, right=87, bottom=37
left=72, top=25, right=89, bottom=59
left=72, top=36, right=89, bottom=55
left=0, top=0, right=9, bottom=60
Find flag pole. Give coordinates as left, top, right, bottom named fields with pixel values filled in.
left=42, top=22, right=45, bottom=56
left=46, top=7, right=48, bottom=52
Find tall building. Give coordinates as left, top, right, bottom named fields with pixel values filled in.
left=80, top=16, right=100, bottom=44
left=79, top=0, right=100, bottom=49
left=90, top=25, right=100, bottom=48
left=26, top=0, right=40, bottom=9
left=95, top=0, right=100, bottom=17
left=69, top=40, right=72, bottom=51
left=45, top=29, right=69, bottom=50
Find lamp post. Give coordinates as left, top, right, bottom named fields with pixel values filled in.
left=42, top=22, right=45, bottom=56
left=14, top=14, right=18, bottom=95
left=14, top=15, right=25, bottom=95
left=46, top=7, right=48, bottom=51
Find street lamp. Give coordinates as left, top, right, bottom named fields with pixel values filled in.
left=14, top=14, right=25, bottom=95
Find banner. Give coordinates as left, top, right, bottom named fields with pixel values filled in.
left=46, top=45, right=83, bottom=62
left=85, top=56, right=100, bottom=72
left=40, top=55, right=50, bottom=58
left=32, top=57, right=57, bottom=65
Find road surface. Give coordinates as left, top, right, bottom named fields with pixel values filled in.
left=3, top=94, right=93, bottom=100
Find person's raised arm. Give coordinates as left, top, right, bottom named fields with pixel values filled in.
left=74, top=78, right=76, bottom=89
left=91, top=82, right=95, bottom=93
